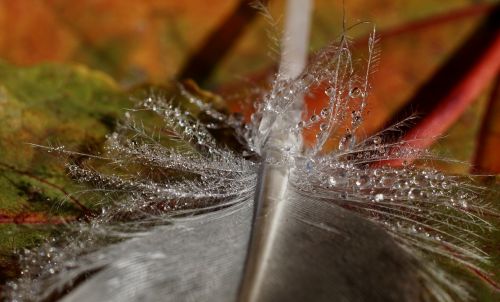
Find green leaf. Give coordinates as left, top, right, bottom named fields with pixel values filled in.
left=0, top=61, right=131, bottom=277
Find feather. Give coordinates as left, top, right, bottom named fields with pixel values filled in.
left=5, top=1, right=497, bottom=302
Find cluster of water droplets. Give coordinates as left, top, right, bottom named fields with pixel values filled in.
left=5, top=87, right=259, bottom=301
left=5, top=27, right=496, bottom=302
left=293, top=147, right=494, bottom=300
left=290, top=34, right=495, bottom=302
left=253, top=28, right=495, bottom=301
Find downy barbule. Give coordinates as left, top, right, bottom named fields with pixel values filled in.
left=5, top=1, right=498, bottom=302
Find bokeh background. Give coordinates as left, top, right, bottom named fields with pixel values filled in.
left=0, top=0, right=498, bottom=300
left=0, top=0, right=498, bottom=172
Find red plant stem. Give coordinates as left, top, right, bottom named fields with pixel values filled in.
left=441, top=243, right=500, bottom=291
left=405, top=41, right=500, bottom=147
left=379, top=6, right=500, bottom=166
left=0, top=162, right=94, bottom=217
left=353, top=3, right=495, bottom=47
left=471, top=76, right=500, bottom=174
left=0, top=211, right=75, bottom=225
left=219, top=3, right=495, bottom=101
left=179, top=0, right=268, bottom=84
left=386, top=38, right=500, bottom=165
left=404, top=39, right=500, bottom=148
left=467, top=266, right=500, bottom=291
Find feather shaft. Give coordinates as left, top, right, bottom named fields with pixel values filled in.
left=237, top=1, right=312, bottom=301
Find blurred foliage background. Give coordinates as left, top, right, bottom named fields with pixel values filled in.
left=1, top=0, right=497, bottom=171
left=0, top=0, right=498, bottom=300
left=0, top=0, right=494, bottom=84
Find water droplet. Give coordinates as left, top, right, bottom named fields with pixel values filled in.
left=393, top=180, right=409, bottom=190
left=302, top=74, right=315, bottom=84
left=435, top=173, right=445, bottom=181
left=305, top=160, right=314, bottom=172
left=379, top=176, right=393, bottom=187
left=412, top=174, right=425, bottom=186
left=310, top=114, right=319, bottom=122
left=355, top=175, right=369, bottom=188
left=374, top=193, right=384, bottom=202
left=410, top=225, right=418, bottom=233
left=325, top=87, right=335, bottom=97
left=338, top=133, right=352, bottom=150
left=320, top=108, right=329, bottom=117
left=460, top=199, right=468, bottom=209
left=408, top=188, right=420, bottom=200
left=372, top=136, right=381, bottom=145
left=349, top=87, right=364, bottom=98
left=250, top=113, right=258, bottom=123
left=351, top=111, right=362, bottom=126
left=297, top=121, right=305, bottom=128
left=319, top=123, right=328, bottom=131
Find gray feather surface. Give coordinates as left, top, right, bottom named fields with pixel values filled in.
left=61, top=199, right=253, bottom=302
left=60, top=184, right=422, bottom=302
left=4, top=2, right=497, bottom=301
